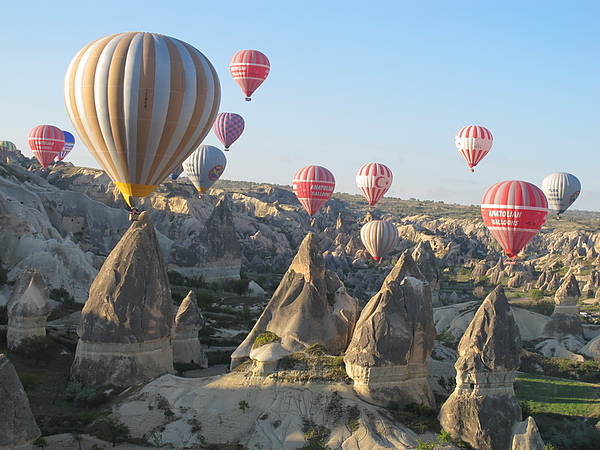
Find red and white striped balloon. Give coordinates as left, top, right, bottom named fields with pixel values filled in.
left=356, top=163, right=393, bottom=206
left=360, top=220, right=399, bottom=262
left=455, top=125, right=493, bottom=172
left=229, top=50, right=270, bottom=101
left=481, top=180, right=548, bottom=261
left=292, top=165, right=335, bottom=216
left=28, top=125, right=65, bottom=168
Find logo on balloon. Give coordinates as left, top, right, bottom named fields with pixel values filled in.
left=569, top=191, right=580, bottom=205
left=209, top=165, right=224, bottom=181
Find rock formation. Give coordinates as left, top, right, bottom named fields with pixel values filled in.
left=230, top=232, right=359, bottom=371
left=0, top=354, right=41, bottom=447
left=439, top=286, right=523, bottom=450
left=343, top=251, right=436, bottom=408
left=173, top=291, right=208, bottom=367
left=6, top=270, right=52, bottom=350
left=412, top=240, right=441, bottom=304
left=510, top=416, right=545, bottom=450
left=471, top=260, right=488, bottom=280
left=542, top=274, right=583, bottom=338
left=71, top=212, right=175, bottom=388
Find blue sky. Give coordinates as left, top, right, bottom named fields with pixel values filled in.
left=1, top=1, right=599, bottom=210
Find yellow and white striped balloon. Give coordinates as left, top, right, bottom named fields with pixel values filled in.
left=64, top=32, right=221, bottom=206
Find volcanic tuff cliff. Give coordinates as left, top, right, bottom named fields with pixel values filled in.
left=2, top=151, right=600, bottom=306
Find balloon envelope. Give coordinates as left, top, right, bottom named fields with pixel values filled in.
left=356, top=163, right=393, bottom=206
left=360, top=220, right=399, bottom=262
left=28, top=125, right=64, bottom=168
left=292, top=165, right=335, bottom=216
left=64, top=31, right=221, bottom=206
left=229, top=50, right=270, bottom=100
left=481, top=180, right=548, bottom=261
left=57, top=130, right=75, bottom=161
left=212, top=112, right=245, bottom=150
left=183, top=145, right=226, bottom=194
left=0, top=141, right=17, bottom=153
left=455, top=125, right=493, bottom=171
left=541, top=172, right=581, bottom=216
left=170, top=164, right=184, bottom=181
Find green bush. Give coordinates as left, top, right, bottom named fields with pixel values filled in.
left=87, top=417, right=130, bottom=446
left=252, top=331, right=281, bottom=349
left=306, top=343, right=328, bottom=356
left=14, top=336, right=59, bottom=365
left=18, top=372, right=39, bottom=391
left=64, top=382, right=110, bottom=409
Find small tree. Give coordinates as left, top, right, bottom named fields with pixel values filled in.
left=238, top=400, right=250, bottom=413
left=33, top=437, right=48, bottom=449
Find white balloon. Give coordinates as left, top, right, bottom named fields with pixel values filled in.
left=541, top=172, right=581, bottom=216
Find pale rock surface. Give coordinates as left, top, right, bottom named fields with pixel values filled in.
left=412, top=240, right=441, bottom=305
left=511, top=416, right=545, bottom=450
left=231, top=232, right=359, bottom=369
left=111, top=373, right=426, bottom=449
left=0, top=354, right=40, bottom=448
left=471, top=260, right=488, bottom=280
left=580, top=334, right=600, bottom=360
left=534, top=339, right=585, bottom=362
left=71, top=212, right=174, bottom=388
left=542, top=274, right=583, bottom=338
left=6, top=269, right=52, bottom=350
left=439, top=286, right=523, bottom=450
left=173, top=291, right=207, bottom=368
left=344, top=251, right=436, bottom=408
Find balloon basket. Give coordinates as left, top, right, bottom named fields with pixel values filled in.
left=128, top=208, right=140, bottom=222
left=470, top=168, right=474, bottom=173
left=245, top=97, right=251, bottom=102
left=505, top=259, right=517, bottom=265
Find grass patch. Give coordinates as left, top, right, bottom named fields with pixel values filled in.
left=515, top=373, right=600, bottom=418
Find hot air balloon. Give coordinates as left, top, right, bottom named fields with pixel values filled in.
left=541, top=172, right=581, bottom=218
left=292, top=165, right=335, bottom=216
left=28, top=125, right=65, bottom=169
left=183, top=145, right=226, bottom=195
left=360, top=220, right=399, bottom=262
left=170, top=164, right=184, bottom=181
left=212, top=112, right=245, bottom=151
left=64, top=32, right=221, bottom=210
left=455, top=125, right=493, bottom=172
left=481, top=180, right=548, bottom=264
left=57, top=130, right=75, bottom=161
left=229, top=50, right=270, bottom=101
left=356, top=163, right=393, bottom=207
left=0, top=141, right=17, bottom=152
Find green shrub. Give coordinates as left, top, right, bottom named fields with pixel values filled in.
left=87, top=417, right=130, bottom=446
left=14, top=336, right=59, bottom=365
left=252, top=331, right=281, bottom=349
left=306, top=343, right=328, bottom=356
left=64, top=382, right=110, bottom=408
left=18, top=372, right=39, bottom=391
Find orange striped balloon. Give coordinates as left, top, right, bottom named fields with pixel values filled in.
left=455, top=125, right=493, bottom=172
left=63, top=32, right=221, bottom=206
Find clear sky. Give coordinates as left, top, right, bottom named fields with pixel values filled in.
left=1, top=1, right=598, bottom=210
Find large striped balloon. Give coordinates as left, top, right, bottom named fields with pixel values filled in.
left=183, top=145, right=226, bottom=195
left=360, top=220, right=399, bottom=262
left=28, top=125, right=65, bottom=168
left=57, top=130, right=75, bottom=161
left=541, top=172, right=581, bottom=217
left=356, top=163, right=393, bottom=206
left=212, top=112, right=245, bottom=150
left=481, top=180, right=548, bottom=261
left=292, top=165, right=335, bottom=216
left=455, top=125, right=493, bottom=172
left=229, top=50, right=270, bottom=101
left=64, top=32, right=221, bottom=207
